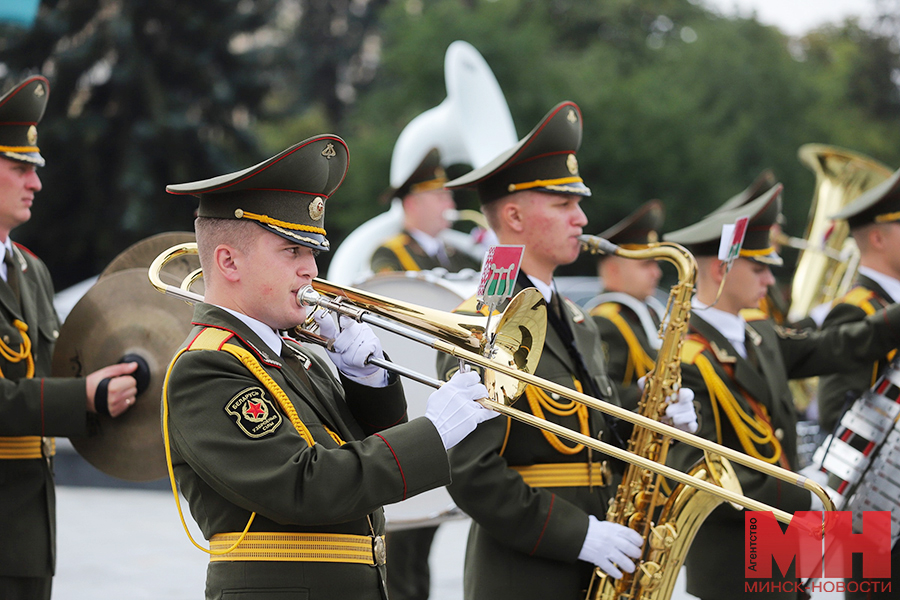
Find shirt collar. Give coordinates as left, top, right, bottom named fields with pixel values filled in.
left=525, top=274, right=555, bottom=304
left=217, top=306, right=284, bottom=357
left=407, top=229, right=442, bottom=258
left=692, top=297, right=747, bottom=357
left=1, top=238, right=13, bottom=282
left=858, top=266, right=900, bottom=304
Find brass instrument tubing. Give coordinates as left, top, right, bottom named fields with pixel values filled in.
left=299, top=285, right=835, bottom=520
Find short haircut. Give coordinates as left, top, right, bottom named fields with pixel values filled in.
left=194, top=217, right=260, bottom=272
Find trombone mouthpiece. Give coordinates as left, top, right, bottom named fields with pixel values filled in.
left=297, top=285, right=320, bottom=307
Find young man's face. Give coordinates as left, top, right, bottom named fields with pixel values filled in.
left=405, top=188, right=455, bottom=238
left=0, top=157, right=41, bottom=239
left=721, top=257, right=775, bottom=313
left=603, top=256, right=662, bottom=300
left=235, top=230, right=319, bottom=330
left=516, top=191, right=588, bottom=269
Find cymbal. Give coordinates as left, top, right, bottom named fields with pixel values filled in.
left=100, top=232, right=202, bottom=292
left=52, top=268, right=193, bottom=481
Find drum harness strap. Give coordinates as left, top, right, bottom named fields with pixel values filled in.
left=0, top=320, right=53, bottom=461
left=162, top=326, right=385, bottom=566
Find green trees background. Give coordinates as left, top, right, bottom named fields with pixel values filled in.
left=1, top=0, right=899, bottom=287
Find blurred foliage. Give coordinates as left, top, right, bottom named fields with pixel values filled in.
left=1, top=0, right=900, bottom=288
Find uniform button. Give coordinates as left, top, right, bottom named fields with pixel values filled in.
left=52, top=330, right=59, bottom=339
left=774, top=428, right=784, bottom=440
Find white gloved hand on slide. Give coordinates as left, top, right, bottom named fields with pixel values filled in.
left=313, top=312, right=388, bottom=386
left=425, top=370, right=498, bottom=449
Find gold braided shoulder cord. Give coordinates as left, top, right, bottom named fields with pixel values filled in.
left=694, top=354, right=782, bottom=464
left=524, top=379, right=588, bottom=455
left=0, top=320, right=34, bottom=378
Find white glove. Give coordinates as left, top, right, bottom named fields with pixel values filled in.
left=425, top=370, right=498, bottom=449
left=578, top=516, right=644, bottom=579
left=799, top=464, right=837, bottom=512
left=313, top=312, right=388, bottom=387
left=637, top=377, right=699, bottom=433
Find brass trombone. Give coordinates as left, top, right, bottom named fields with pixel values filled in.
left=149, top=242, right=835, bottom=528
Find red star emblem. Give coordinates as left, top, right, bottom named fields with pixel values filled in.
left=245, top=400, right=265, bottom=419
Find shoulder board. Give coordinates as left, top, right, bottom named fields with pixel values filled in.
left=589, top=302, right=621, bottom=319
left=188, top=327, right=234, bottom=351
left=563, top=297, right=586, bottom=323
left=454, top=294, right=491, bottom=316
left=13, top=242, right=37, bottom=259
left=739, top=308, right=768, bottom=322
left=838, top=287, right=878, bottom=314
left=680, top=338, right=707, bottom=365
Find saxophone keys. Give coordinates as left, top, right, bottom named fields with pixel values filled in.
left=649, top=523, right=678, bottom=550
left=638, top=560, right=663, bottom=590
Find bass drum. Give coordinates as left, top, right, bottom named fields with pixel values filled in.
left=355, top=270, right=477, bottom=531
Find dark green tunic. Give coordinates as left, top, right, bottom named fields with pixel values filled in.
left=668, top=305, right=900, bottom=600
left=370, top=231, right=481, bottom=274
left=0, top=243, right=88, bottom=581
left=590, top=294, right=661, bottom=413
left=165, top=304, right=451, bottom=600
left=818, top=275, right=893, bottom=433
left=437, top=281, right=622, bottom=600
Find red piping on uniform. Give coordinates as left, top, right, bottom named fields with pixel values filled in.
left=530, top=494, right=555, bottom=556
left=375, top=433, right=407, bottom=500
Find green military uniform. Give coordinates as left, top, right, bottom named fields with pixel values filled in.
left=437, top=279, right=621, bottom=600
left=437, top=102, right=625, bottom=599
left=589, top=199, right=665, bottom=412
left=166, top=305, right=448, bottom=599
left=164, top=137, right=453, bottom=600
left=818, top=275, right=893, bottom=432
left=0, top=76, right=90, bottom=599
left=816, top=166, right=900, bottom=599
left=372, top=148, right=481, bottom=275
left=663, top=186, right=900, bottom=600
left=371, top=229, right=480, bottom=274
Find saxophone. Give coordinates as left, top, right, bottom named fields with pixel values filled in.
left=579, top=235, right=742, bottom=600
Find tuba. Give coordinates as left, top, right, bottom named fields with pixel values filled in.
left=582, top=236, right=741, bottom=600
left=786, top=145, right=892, bottom=413
left=326, top=41, right=517, bottom=285
left=787, top=144, right=893, bottom=324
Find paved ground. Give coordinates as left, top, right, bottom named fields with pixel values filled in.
left=54, top=485, right=850, bottom=600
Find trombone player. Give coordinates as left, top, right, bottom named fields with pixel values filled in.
left=663, top=184, right=900, bottom=600
left=436, top=102, right=698, bottom=600
left=161, top=136, right=498, bottom=600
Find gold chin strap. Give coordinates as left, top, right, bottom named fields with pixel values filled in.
left=0, top=320, right=34, bottom=378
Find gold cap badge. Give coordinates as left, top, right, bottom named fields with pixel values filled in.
left=321, top=143, right=336, bottom=160
left=309, top=197, right=325, bottom=221
left=27, top=125, right=37, bottom=146
left=566, top=154, right=578, bottom=175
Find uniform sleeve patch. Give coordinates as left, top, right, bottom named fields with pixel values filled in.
left=224, top=386, right=283, bottom=438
